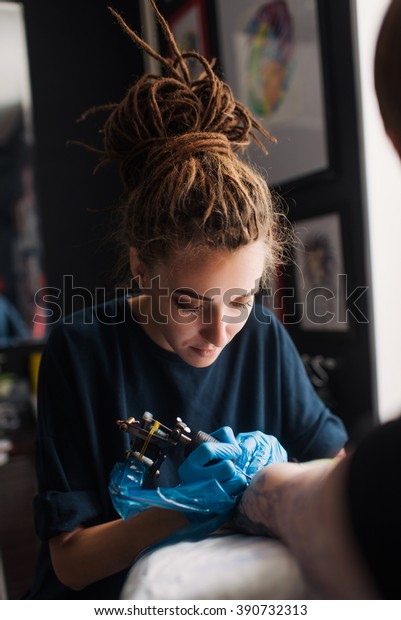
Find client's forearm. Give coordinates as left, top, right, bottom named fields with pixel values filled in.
left=236, top=460, right=378, bottom=599
left=234, top=462, right=311, bottom=537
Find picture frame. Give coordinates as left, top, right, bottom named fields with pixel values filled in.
left=168, top=0, right=209, bottom=79
left=214, top=0, right=329, bottom=188
left=293, top=212, right=349, bottom=333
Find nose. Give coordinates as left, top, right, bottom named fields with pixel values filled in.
left=199, top=310, right=229, bottom=348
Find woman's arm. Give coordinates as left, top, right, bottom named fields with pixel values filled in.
left=50, top=508, right=189, bottom=591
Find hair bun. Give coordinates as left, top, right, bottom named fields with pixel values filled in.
left=80, top=1, right=276, bottom=189
left=119, top=132, right=233, bottom=189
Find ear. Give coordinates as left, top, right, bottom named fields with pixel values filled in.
left=129, top=247, right=140, bottom=277
left=129, top=248, right=147, bottom=287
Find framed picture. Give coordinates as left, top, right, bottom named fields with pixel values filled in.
left=215, top=0, right=329, bottom=187
left=168, top=0, right=209, bottom=79
left=293, top=212, right=349, bottom=333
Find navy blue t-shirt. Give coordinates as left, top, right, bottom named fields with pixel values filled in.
left=26, top=297, right=347, bottom=599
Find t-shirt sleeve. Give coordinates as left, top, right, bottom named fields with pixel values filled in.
left=34, top=325, right=103, bottom=541
left=273, top=317, right=348, bottom=460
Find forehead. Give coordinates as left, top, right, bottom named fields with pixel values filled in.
left=153, top=242, right=267, bottom=294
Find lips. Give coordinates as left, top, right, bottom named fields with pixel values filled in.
left=190, top=346, right=218, bottom=357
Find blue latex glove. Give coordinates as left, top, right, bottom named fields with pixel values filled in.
left=235, top=431, right=288, bottom=477
left=109, top=456, right=237, bottom=521
left=178, top=426, right=248, bottom=497
left=109, top=453, right=238, bottom=543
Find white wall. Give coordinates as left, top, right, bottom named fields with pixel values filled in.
left=0, top=2, right=32, bottom=142
left=0, top=3, right=31, bottom=110
left=353, top=0, right=401, bottom=421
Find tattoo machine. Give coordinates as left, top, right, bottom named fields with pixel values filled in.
left=116, top=411, right=220, bottom=480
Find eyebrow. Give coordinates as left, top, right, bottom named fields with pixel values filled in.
left=172, top=288, right=254, bottom=302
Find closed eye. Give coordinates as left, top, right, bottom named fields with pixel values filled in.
left=177, top=305, right=202, bottom=315
left=173, top=299, right=203, bottom=315
left=229, top=294, right=254, bottom=310
left=231, top=301, right=253, bottom=309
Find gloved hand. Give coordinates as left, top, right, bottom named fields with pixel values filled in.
left=178, top=426, right=248, bottom=497
left=109, top=452, right=238, bottom=525
left=235, top=431, right=288, bottom=478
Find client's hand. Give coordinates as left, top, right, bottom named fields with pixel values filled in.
left=234, top=458, right=378, bottom=599
left=234, top=460, right=335, bottom=538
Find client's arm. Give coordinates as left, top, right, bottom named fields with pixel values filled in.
left=235, top=459, right=378, bottom=599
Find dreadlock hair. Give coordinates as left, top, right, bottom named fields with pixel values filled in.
left=79, top=0, right=292, bottom=287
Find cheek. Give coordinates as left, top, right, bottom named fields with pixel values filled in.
left=153, top=296, right=195, bottom=325
left=225, top=313, right=251, bottom=339
left=165, top=314, right=200, bottom=342
left=151, top=298, right=172, bottom=332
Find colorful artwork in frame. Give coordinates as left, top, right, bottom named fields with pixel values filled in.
left=215, top=0, right=329, bottom=187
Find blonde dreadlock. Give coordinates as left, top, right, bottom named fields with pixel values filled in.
left=80, top=0, right=291, bottom=286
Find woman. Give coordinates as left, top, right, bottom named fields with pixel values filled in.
left=26, top=1, right=347, bottom=599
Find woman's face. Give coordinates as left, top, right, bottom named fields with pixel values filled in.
left=131, top=241, right=267, bottom=368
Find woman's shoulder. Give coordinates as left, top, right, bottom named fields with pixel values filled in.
left=44, top=296, right=137, bottom=349
left=235, top=300, right=299, bottom=361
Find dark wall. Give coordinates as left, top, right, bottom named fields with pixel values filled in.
left=22, top=0, right=144, bottom=316
left=279, top=0, right=376, bottom=442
